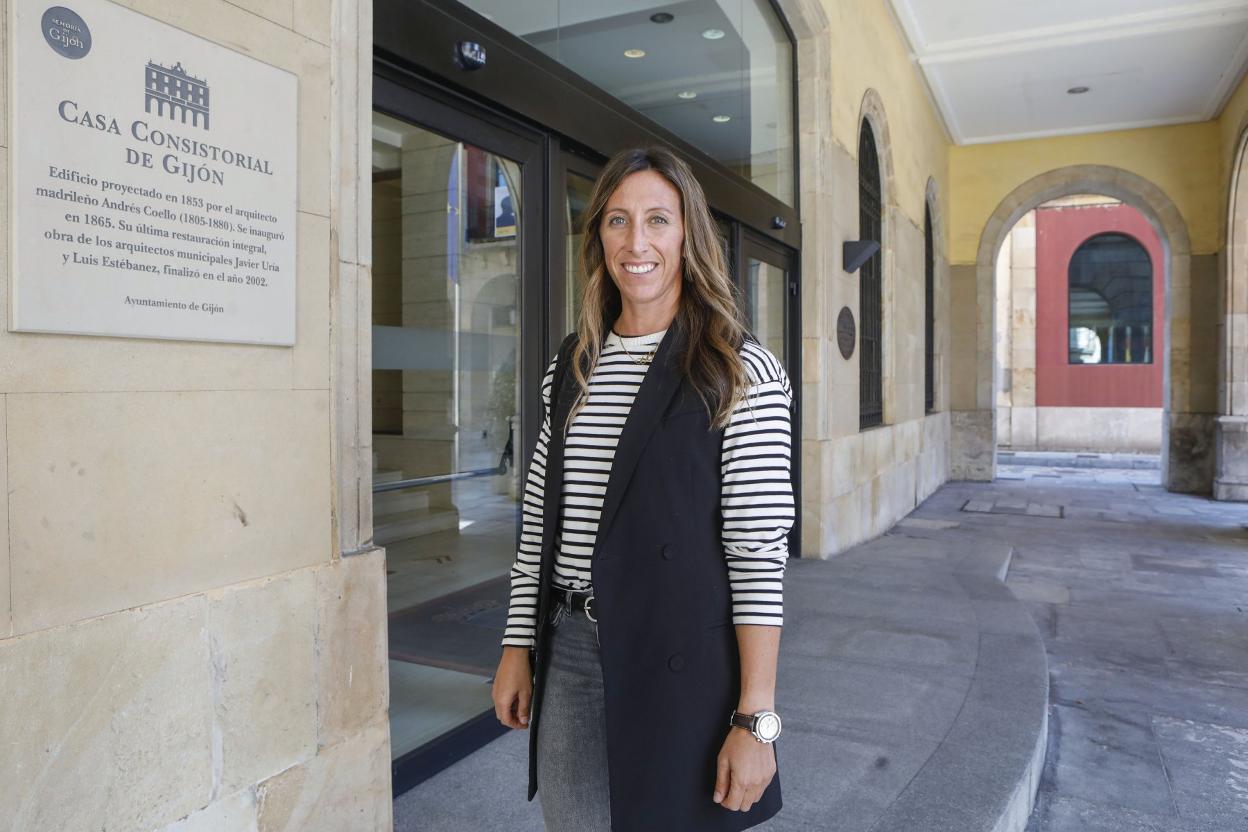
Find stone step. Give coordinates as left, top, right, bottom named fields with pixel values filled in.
left=374, top=507, right=458, bottom=545
left=374, top=487, right=430, bottom=517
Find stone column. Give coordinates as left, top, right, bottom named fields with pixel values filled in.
left=1009, top=215, right=1038, bottom=447
left=1215, top=162, right=1248, bottom=499
left=994, top=227, right=1013, bottom=443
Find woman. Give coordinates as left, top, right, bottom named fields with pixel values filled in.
left=492, top=145, right=794, bottom=831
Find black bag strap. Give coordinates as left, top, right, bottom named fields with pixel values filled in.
left=548, top=332, right=579, bottom=430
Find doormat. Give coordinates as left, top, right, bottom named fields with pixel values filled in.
left=388, top=574, right=512, bottom=678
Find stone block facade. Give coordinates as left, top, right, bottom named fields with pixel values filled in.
left=0, top=0, right=390, bottom=829
left=790, top=5, right=954, bottom=555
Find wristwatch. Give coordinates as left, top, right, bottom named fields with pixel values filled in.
left=729, top=709, right=782, bottom=743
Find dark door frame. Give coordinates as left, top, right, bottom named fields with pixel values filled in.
left=374, top=70, right=552, bottom=481
left=372, top=72, right=550, bottom=798
left=740, top=230, right=803, bottom=557
left=372, top=0, right=806, bottom=792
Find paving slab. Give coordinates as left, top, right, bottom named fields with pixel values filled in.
left=1150, top=716, right=1248, bottom=827
left=1044, top=704, right=1177, bottom=816
left=1026, top=793, right=1205, bottom=832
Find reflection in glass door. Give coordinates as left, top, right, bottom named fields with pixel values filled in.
left=371, top=109, right=532, bottom=774
left=742, top=234, right=795, bottom=368
left=745, top=257, right=788, bottom=363
left=740, top=232, right=800, bottom=553
left=562, top=168, right=595, bottom=330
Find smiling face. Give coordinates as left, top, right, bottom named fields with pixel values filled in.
left=599, top=169, right=685, bottom=332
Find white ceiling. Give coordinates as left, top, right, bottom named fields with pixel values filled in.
left=887, top=0, right=1248, bottom=144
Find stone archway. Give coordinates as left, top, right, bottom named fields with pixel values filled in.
left=956, top=165, right=1212, bottom=492
left=1216, top=122, right=1248, bottom=500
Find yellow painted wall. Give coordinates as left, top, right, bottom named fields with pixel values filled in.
left=823, top=0, right=950, bottom=230
left=948, top=122, right=1223, bottom=264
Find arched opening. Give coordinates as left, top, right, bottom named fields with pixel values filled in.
left=1215, top=123, right=1248, bottom=500
left=957, top=165, right=1209, bottom=492
left=1067, top=233, right=1153, bottom=366
left=925, top=198, right=936, bottom=412
left=858, top=118, right=884, bottom=430
left=993, top=199, right=1165, bottom=477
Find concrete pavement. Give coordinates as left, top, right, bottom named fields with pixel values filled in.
left=393, top=466, right=1248, bottom=831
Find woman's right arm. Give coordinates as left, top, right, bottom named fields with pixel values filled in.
left=493, top=354, right=559, bottom=729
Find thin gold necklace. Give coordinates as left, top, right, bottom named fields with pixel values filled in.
left=615, top=332, right=658, bottom=365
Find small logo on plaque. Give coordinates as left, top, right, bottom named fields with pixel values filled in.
left=41, top=6, right=91, bottom=59
left=145, top=60, right=211, bottom=129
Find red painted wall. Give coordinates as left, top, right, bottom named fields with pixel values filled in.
left=1035, top=204, right=1164, bottom=408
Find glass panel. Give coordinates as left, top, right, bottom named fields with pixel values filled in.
left=745, top=256, right=786, bottom=362
left=1067, top=233, right=1152, bottom=364
left=372, top=111, right=524, bottom=760
left=565, top=170, right=595, bottom=329
left=456, top=0, right=794, bottom=205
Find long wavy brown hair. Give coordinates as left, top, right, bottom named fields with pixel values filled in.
left=568, top=146, right=749, bottom=430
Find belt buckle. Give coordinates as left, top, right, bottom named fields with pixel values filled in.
left=584, top=595, right=597, bottom=624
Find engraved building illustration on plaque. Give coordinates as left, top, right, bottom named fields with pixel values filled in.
left=144, top=60, right=210, bottom=129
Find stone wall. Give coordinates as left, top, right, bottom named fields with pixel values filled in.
left=792, top=10, right=954, bottom=555
left=1216, top=109, right=1248, bottom=499
left=0, top=1, right=392, bottom=830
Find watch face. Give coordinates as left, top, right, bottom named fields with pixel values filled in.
left=757, top=712, right=781, bottom=741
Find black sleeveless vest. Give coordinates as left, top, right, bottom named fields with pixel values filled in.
left=525, top=325, right=783, bottom=831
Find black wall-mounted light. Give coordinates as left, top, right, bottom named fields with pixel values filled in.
left=843, top=240, right=880, bottom=273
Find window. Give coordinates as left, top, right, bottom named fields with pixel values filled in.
left=924, top=202, right=935, bottom=412
left=1067, top=233, right=1152, bottom=364
left=858, top=121, right=883, bottom=429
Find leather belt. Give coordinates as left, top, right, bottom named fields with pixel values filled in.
left=554, top=586, right=597, bottom=623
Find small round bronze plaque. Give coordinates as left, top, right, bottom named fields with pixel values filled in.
left=836, top=307, right=856, bottom=360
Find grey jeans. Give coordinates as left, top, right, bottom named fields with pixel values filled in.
left=536, top=594, right=612, bottom=831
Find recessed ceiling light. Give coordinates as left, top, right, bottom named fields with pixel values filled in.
left=1067, top=86, right=1090, bottom=95
left=650, top=12, right=674, bottom=24
left=678, top=90, right=697, bottom=99
left=624, top=49, right=647, bottom=59
left=712, top=115, right=731, bottom=123
left=702, top=28, right=725, bottom=40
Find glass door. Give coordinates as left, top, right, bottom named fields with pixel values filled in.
left=553, top=151, right=601, bottom=339
left=741, top=232, right=797, bottom=371
left=740, top=231, right=800, bottom=553
left=372, top=77, right=546, bottom=791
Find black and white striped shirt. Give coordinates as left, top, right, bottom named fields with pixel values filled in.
left=501, top=329, right=794, bottom=648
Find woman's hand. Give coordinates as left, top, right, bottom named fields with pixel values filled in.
left=712, top=727, right=777, bottom=812
left=492, top=646, right=533, bottom=729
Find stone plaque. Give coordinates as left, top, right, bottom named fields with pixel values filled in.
left=837, top=306, right=855, bottom=360
left=10, top=0, right=298, bottom=345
